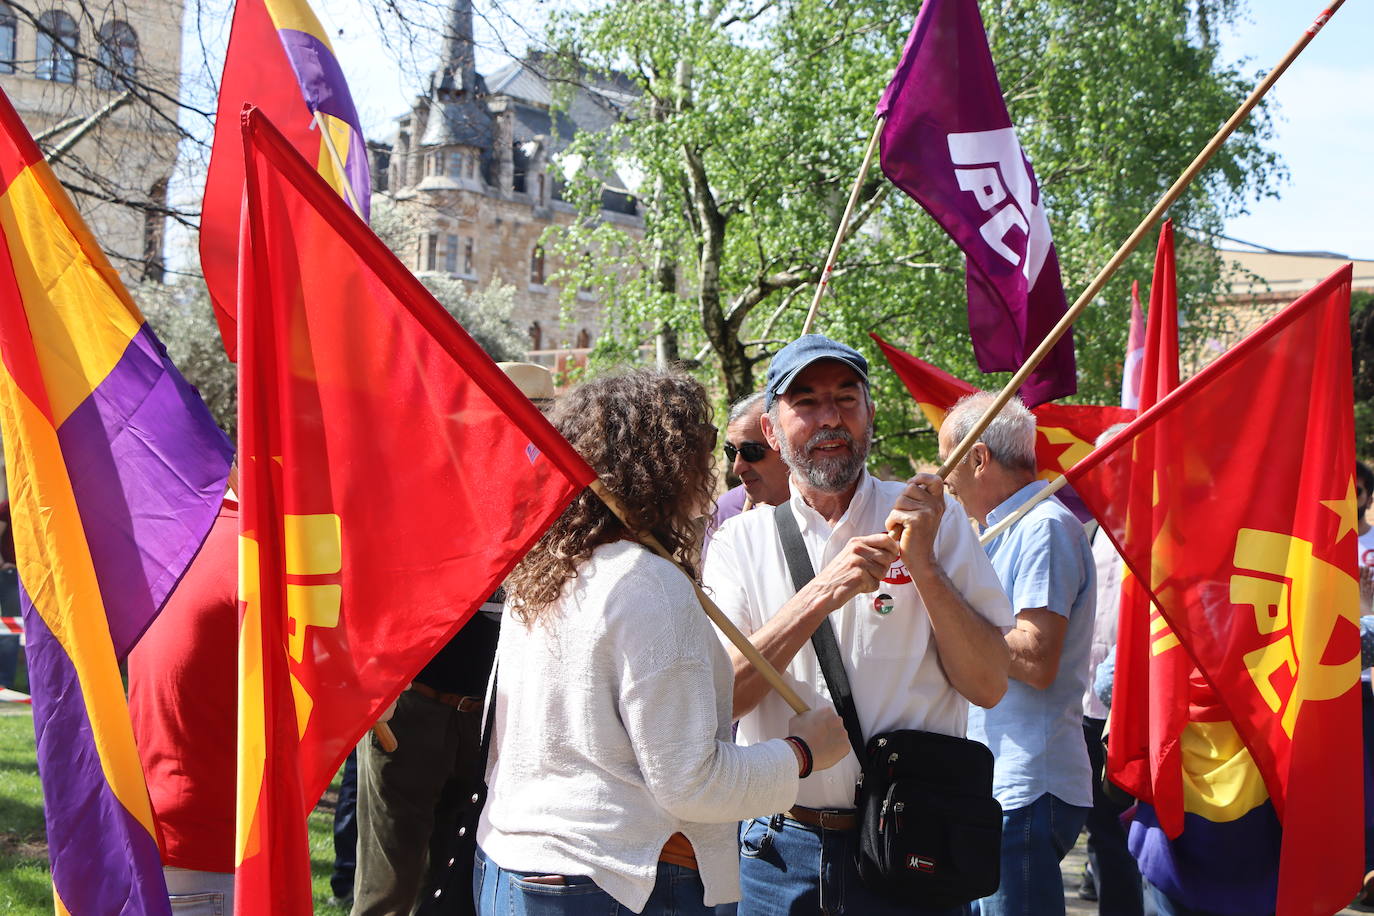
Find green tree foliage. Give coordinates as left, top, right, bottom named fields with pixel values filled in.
left=544, top=0, right=1280, bottom=465
left=1352, top=289, right=1373, bottom=458
left=136, top=281, right=238, bottom=439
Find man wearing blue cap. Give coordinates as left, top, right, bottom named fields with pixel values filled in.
left=703, top=335, right=1014, bottom=916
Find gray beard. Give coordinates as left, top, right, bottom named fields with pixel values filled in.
left=778, top=426, right=871, bottom=492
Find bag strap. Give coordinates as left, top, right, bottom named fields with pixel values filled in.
left=773, top=502, right=867, bottom=761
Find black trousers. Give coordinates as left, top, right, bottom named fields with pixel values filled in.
left=352, top=689, right=484, bottom=916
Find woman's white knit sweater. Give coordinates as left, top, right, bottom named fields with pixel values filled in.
left=476, top=539, right=800, bottom=912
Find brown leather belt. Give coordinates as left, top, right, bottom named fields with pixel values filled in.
left=410, top=682, right=482, bottom=712
left=786, top=805, right=859, bottom=831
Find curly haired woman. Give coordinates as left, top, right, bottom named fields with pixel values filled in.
left=474, top=369, right=847, bottom=916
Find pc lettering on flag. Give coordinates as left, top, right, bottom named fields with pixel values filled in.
left=1067, top=264, right=1362, bottom=915
left=0, top=85, right=232, bottom=913
left=233, top=105, right=596, bottom=916
left=877, top=0, right=1074, bottom=406
left=201, top=0, right=371, bottom=360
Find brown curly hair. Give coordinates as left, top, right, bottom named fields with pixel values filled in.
left=505, top=368, right=717, bottom=623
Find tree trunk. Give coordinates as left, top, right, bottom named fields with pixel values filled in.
left=655, top=323, right=680, bottom=369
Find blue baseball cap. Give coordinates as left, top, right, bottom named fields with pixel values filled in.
left=765, top=335, right=869, bottom=410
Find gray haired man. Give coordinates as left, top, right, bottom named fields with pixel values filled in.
left=938, top=392, right=1095, bottom=916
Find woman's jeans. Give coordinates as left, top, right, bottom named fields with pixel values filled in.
left=474, top=846, right=716, bottom=916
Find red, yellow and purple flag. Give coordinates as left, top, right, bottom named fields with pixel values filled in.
left=1125, top=678, right=1284, bottom=914
left=876, top=0, right=1074, bottom=406
left=234, top=106, right=596, bottom=915
left=201, top=0, right=371, bottom=360
left=1067, top=264, right=1362, bottom=915
left=0, top=86, right=232, bottom=913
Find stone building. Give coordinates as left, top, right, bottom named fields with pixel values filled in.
left=1183, top=246, right=1374, bottom=376
left=377, top=0, right=642, bottom=367
left=0, top=0, right=182, bottom=282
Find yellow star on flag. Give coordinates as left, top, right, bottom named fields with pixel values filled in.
left=1320, top=476, right=1358, bottom=543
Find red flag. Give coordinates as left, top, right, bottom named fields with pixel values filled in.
left=1067, top=264, right=1362, bottom=915
left=1106, top=222, right=1190, bottom=835
left=872, top=332, right=1131, bottom=482
left=201, top=0, right=372, bottom=360
left=233, top=105, right=595, bottom=915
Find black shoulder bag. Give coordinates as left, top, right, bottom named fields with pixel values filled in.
left=774, top=503, right=1003, bottom=908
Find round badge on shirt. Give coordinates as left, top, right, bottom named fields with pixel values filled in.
left=873, top=593, right=894, bottom=615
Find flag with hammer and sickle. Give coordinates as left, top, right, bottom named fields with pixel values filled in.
left=232, top=107, right=596, bottom=916
left=1067, top=264, right=1361, bottom=916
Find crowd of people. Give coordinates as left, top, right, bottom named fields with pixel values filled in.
left=121, top=334, right=1374, bottom=916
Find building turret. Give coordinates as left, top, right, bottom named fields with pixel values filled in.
left=415, top=0, right=492, bottom=190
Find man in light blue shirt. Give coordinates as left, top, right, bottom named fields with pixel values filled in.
left=939, top=392, right=1095, bottom=916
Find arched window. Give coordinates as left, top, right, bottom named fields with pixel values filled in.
left=96, top=21, right=137, bottom=89
left=529, top=245, right=545, bottom=286
left=0, top=6, right=16, bottom=74
left=36, top=10, right=78, bottom=83
left=529, top=321, right=542, bottom=351
left=576, top=329, right=591, bottom=350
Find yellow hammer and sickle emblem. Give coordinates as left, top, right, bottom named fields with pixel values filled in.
left=1229, top=529, right=1358, bottom=738
left=284, top=514, right=343, bottom=738
left=239, top=514, right=344, bottom=743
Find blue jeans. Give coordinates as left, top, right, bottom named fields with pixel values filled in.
left=163, top=867, right=233, bottom=915
left=474, top=846, right=714, bottom=915
left=737, top=814, right=969, bottom=916
left=330, top=749, right=358, bottom=899
left=974, top=793, right=1089, bottom=916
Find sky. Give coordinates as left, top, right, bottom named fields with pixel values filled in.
left=173, top=0, right=1374, bottom=263
left=1213, top=0, right=1374, bottom=260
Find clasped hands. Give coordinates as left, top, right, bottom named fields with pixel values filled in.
left=807, top=474, right=946, bottom=609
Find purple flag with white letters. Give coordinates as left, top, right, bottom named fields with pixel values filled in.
left=878, top=0, right=1075, bottom=406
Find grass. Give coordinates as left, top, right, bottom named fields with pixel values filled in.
left=0, top=703, right=353, bottom=915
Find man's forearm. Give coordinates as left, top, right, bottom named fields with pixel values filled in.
left=910, top=562, right=1009, bottom=708
left=729, top=582, right=834, bottom=720
left=1002, top=607, right=1066, bottom=690
left=1005, top=627, right=1045, bottom=686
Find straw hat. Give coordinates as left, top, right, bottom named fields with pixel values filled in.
left=497, top=361, right=556, bottom=408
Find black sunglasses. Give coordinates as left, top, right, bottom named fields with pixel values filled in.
left=724, top=441, right=770, bottom=463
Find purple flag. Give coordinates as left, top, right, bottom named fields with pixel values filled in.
left=878, top=0, right=1075, bottom=406
left=0, top=84, right=231, bottom=913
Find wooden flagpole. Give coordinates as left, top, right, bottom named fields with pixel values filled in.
left=977, top=473, right=1069, bottom=545
left=800, top=117, right=886, bottom=336
left=963, top=0, right=1346, bottom=548
left=590, top=480, right=810, bottom=713
left=934, top=0, right=1346, bottom=481
left=313, top=110, right=365, bottom=218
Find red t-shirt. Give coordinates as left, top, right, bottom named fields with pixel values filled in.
left=129, top=502, right=238, bottom=872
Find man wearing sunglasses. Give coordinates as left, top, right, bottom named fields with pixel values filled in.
left=711, top=393, right=793, bottom=542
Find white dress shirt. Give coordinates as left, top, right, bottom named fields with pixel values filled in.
left=702, top=472, right=1012, bottom=809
